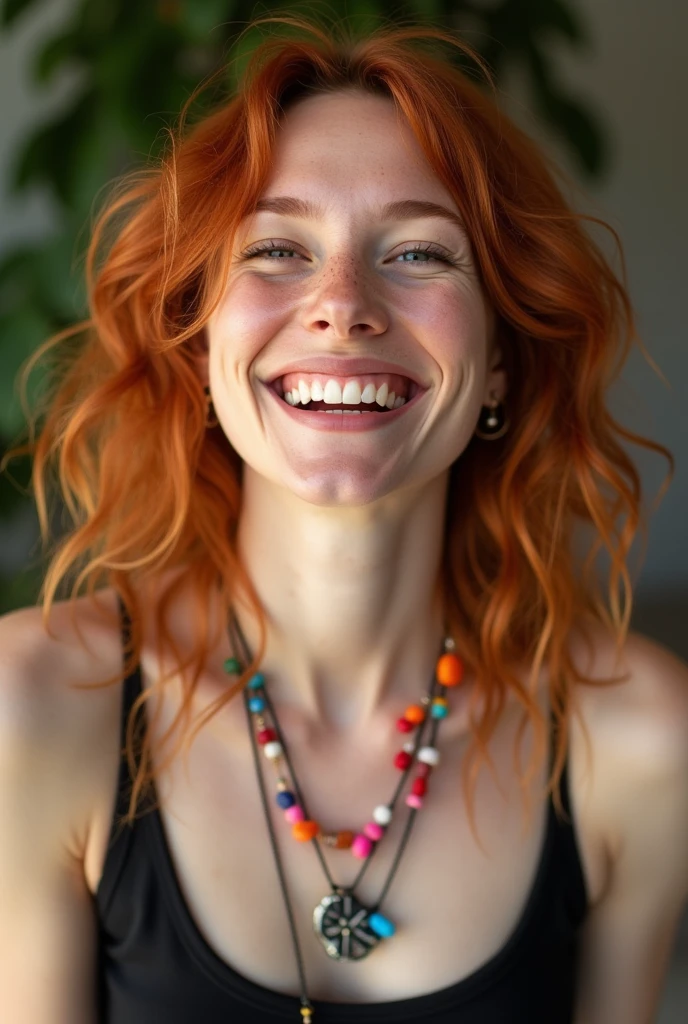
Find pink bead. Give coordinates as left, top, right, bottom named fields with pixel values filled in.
left=363, top=821, right=384, bottom=841
left=406, top=793, right=424, bottom=810
left=351, top=833, right=373, bottom=859
left=416, top=762, right=432, bottom=779
left=284, top=804, right=305, bottom=824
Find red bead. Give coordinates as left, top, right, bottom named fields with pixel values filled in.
left=411, top=777, right=427, bottom=797
left=396, top=716, right=413, bottom=733
left=257, top=728, right=277, bottom=745
left=416, top=762, right=432, bottom=778
left=394, top=750, right=412, bottom=770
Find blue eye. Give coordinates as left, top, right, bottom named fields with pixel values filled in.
left=239, top=241, right=461, bottom=267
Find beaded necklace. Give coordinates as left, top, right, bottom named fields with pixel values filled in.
left=226, top=609, right=464, bottom=1022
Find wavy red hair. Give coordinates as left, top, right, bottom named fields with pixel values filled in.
left=14, top=16, right=673, bottom=839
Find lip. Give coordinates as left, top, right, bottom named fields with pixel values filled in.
left=263, top=380, right=427, bottom=432
left=264, top=357, right=425, bottom=389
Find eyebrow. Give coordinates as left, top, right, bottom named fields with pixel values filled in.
left=252, top=195, right=467, bottom=233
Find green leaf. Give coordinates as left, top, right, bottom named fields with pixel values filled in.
left=0, top=307, right=52, bottom=437
left=0, top=0, right=44, bottom=29
left=177, top=0, right=236, bottom=43
left=33, top=29, right=81, bottom=83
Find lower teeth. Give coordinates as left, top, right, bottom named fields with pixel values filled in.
left=325, top=409, right=362, bottom=415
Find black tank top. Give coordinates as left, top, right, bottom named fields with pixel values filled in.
left=95, top=613, right=589, bottom=1022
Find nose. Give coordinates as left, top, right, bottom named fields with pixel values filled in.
left=300, top=253, right=389, bottom=340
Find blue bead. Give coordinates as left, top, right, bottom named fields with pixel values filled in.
left=431, top=703, right=449, bottom=719
left=248, top=696, right=265, bottom=713
left=248, top=673, right=265, bottom=690
left=276, top=791, right=296, bottom=809
left=368, top=913, right=396, bottom=938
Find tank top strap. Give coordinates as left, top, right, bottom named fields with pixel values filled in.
left=95, top=596, right=146, bottom=917
left=547, top=698, right=589, bottom=921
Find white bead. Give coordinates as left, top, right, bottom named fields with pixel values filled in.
left=402, top=741, right=415, bottom=754
left=418, top=746, right=440, bottom=766
left=372, top=805, right=392, bottom=826
left=263, top=741, right=283, bottom=760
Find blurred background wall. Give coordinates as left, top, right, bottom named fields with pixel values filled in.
left=0, top=0, right=686, bottom=1018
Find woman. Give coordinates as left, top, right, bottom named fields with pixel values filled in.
left=1, top=16, right=687, bottom=1024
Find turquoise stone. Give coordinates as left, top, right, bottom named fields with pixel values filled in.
left=248, top=673, right=265, bottom=689
left=431, top=702, right=449, bottom=719
left=223, top=657, right=242, bottom=674
left=368, top=913, right=396, bottom=938
left=248, top=696, right=265, bottom=713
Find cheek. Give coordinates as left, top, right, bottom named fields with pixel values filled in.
left=397, top=283, right=490, bottom=369
left=210, top=275, right=297, bottom=357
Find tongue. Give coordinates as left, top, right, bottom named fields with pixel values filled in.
left=304, top=401, right=387, bottom=412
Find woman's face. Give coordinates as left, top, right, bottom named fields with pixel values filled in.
left=206, top=89, right=502, bottom=507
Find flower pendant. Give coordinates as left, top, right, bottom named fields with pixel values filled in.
left=313, top=891, right=380, bottom=961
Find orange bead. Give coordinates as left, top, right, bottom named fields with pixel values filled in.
left=404, top=704, right=426, bottom=724
left=335, top=830, right=354, bottom=849
left=436, top=652, right=464, bottom=686
left=292, top=820, right=320, bottom=842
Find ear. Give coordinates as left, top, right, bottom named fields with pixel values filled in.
left=484, top=310, right=507, bottom=405
left=188, top=329, right=210, bottom=389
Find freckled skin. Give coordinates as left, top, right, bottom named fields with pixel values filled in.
left=203, top=90, right=507, bottom=706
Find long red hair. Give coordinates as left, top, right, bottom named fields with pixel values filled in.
left=16, top=16, right=672, bottom=838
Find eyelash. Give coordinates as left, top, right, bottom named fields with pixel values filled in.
left=239, top=240, right=463, bottom=268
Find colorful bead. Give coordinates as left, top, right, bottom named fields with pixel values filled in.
left=368, top=913, right=396, bottom=938
left=248, top=673, right=265, bottom=689
left=351, top=834, right=373, bottom=859
left=248, top=696, right=265, bottom=713
left=292, top=820, right=319, bottom=842
left=396, top=716, right=413, bottom=733
left=263, top=741, right=283, bottom=760
left=417, top=746, right=440, bottom=766
left=411, top=777, right=427, bottom=797
left=431, top=698, right=449, bottom=719
left=335, top=830, right=354, bottom=849
left=257, top=728, right=277, bottom=744
left=373, top=805, right=392, bottom=826
left=223, top=657, right=242, bottom=673
left=416, top=762, right=432, bottom=779
left=436, top=653, right=463, bottom=686
left=363, top=821, right=384, bottom=841
left=285, top=804, right=305, bottom=824
left=276, top=790, right=296, bottom=809
left=404, top=704, right=426, bottom=724
left=406, top=793, right=424, bottom=809
left=394, top=750, right=412, bottom=771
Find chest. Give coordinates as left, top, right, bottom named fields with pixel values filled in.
left=86, top=678, right=608, bottom=1003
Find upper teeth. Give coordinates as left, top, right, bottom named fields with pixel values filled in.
left=284, top=378, right=406, bottom=410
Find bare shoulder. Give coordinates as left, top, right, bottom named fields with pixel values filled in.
left=567, top=620, right=688, bottom=789
left=0, top=590, right=125, bottom=861
left=566, top=621, right=688, bottom=1023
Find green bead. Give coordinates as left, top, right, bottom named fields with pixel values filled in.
left=223, top=657, right=242, bottom=674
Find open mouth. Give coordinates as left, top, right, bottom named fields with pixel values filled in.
left=269, top=372, right=421, bottom=414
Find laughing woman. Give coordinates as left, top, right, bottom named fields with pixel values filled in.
left=1, top=16, right=688, bottom=1024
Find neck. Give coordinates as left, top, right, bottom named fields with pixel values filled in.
left=232, top=466, right=450, bottom=730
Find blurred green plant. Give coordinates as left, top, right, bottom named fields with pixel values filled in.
left=0, top=0, right=605, bottom=612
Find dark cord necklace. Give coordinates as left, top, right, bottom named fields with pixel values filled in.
left=228, top=609, right=463, bottom=1022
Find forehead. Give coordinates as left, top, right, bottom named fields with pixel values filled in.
left=262, top=90, right=456, bottom=208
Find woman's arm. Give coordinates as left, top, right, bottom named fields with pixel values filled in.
left=0, top=608, right=100, bottom=1024
left=573, top=634, right=688, bottom=1024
